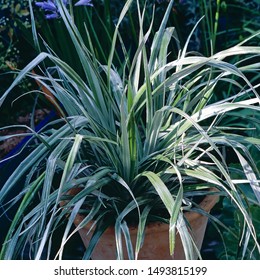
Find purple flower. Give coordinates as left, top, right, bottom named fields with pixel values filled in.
left=35, top=1, right=57, bottom=12
left=35, top=0, right=93, bottom=20
left=75, top=0, right=93, bottom=7
left=45, top=12, right=60, bottom=19
left=35, top=0, right=60, bottom=19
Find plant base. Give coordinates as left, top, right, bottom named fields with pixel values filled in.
left=74, top=190, right=219, bottom=259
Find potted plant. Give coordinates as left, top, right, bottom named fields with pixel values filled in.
left=0, top=0, right=260, bottom=260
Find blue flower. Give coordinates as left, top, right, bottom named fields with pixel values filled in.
left=35, top=0, right=93, bottom=19
left=35, top=1, right=57, bottom=12
left=45, top=12, right=60, bottom=19
left=75, top=0, right=93, bottom=7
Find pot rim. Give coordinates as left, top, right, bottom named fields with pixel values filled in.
left=73, top=187, right=219, bottom=234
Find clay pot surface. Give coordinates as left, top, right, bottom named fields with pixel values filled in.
left=73, top=189, right=219, bottom=260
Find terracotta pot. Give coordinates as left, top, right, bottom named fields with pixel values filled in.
left=72, top=189, right=219, bottom=260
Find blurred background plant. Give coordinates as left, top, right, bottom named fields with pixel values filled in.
left=202, top=170, right=260, bottom=260
left=0, top=0, right=49, bottom=130
left=0, top=0, right=33, bottom=89
left=1, top=0, right=259, bottom=97
left=1, top=0, right=259, bottom=74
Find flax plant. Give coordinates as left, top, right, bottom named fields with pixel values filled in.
left=0, top=0, right=260, bottom=259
